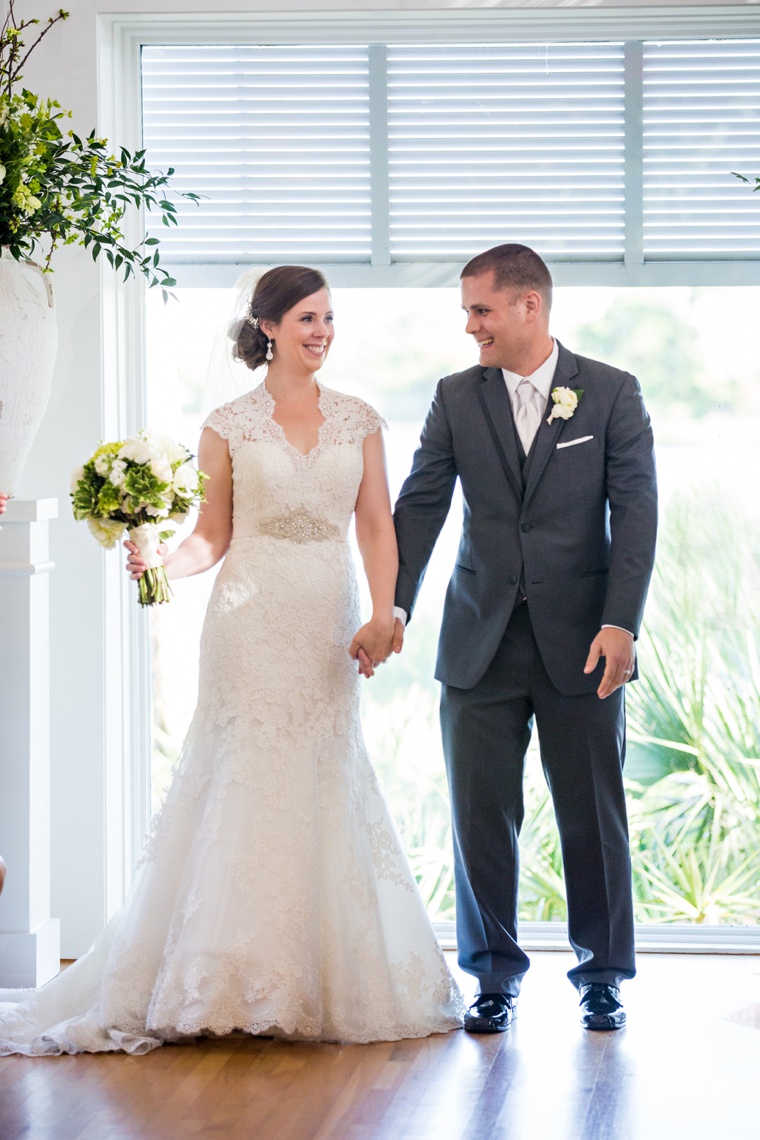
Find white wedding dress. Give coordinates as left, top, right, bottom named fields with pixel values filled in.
left=0, top=382, right=463, bottom=1055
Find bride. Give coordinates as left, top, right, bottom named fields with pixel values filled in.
left=0, top=265, right=464, bottom=1055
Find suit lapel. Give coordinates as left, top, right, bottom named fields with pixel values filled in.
left=524, top=343, right=580, bottom=507
left=477, top=368, right=523, bottom=502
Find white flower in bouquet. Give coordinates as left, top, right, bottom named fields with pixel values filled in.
left=71, top=430, right=208, bottom=606
left=150, top=457, right=174, bottom=484
left=87, top=518, right=125, bottom=549
left=117, top=437, right=156, bottom=466
left=145, top=431, right=191, bottom=467
left=108, top=459, right=128, bottom=488
left=172, top=461, right=199, bottom=497
left=144, top=493, right=174, bottom=519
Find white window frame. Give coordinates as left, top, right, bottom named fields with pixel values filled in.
left=107, top=8, right=760, bottom=290
left=99, top=8, right=760, bottom=952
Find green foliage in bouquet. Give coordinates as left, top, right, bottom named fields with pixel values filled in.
left=71, top=432, right=207, bottom=606
left=0, top=2, right=199, bottom=296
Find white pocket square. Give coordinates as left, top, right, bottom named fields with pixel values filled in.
left=556, top=435, right=594, bottom=450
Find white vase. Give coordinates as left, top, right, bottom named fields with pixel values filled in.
left=0, top=247, right=58, bottom=495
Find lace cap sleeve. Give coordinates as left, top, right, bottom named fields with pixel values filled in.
left=343, top=394, right=388, bottom=439
left=202, top=403, right=235, bottom=441
left=201, top=395, right=251, bottom=455
left=359, top=402, right=388, bottom=438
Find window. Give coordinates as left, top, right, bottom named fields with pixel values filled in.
left=109, top=12, right=760, bottom=948
left=141, top=46, right=373, bottom=264
left=140, top=37, right=760, bottom=279
left=145, top=282, right=760, bottom=939
left=643, top=40, right=760, bottom=257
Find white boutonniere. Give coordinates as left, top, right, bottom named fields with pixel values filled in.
left=547, top=386, right=583, bottom=425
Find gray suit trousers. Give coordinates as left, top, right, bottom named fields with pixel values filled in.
left=440, top=600, right=636, bottom=996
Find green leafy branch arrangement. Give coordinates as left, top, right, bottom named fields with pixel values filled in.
left=0, top=2, right=198, bottom=296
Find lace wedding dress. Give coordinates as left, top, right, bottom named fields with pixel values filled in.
left=0, top=382, right=464, bottom=1055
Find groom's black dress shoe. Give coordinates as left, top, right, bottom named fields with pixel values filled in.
left=464, top=993, right=516, bottom=1033
left=579, top=984, right=626, bottom=1031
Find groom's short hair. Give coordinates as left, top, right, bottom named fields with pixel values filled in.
left=461, top=244, right=553, bottom=308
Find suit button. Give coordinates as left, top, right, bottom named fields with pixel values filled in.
left=510, top=574, right=518, bottom=585
left=520, top=522, right=531, bottom=533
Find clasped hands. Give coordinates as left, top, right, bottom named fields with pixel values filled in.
left=349, top=617, right=405, bottom=679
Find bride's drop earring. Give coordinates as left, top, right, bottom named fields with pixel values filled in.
left=266, top=339, right=274, bottom=362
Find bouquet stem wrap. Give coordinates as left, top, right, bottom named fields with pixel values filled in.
left=129, top=522, right=171, bottom=606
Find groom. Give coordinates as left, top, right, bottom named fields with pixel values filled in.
left=392, top=244, right=657, bottom=1032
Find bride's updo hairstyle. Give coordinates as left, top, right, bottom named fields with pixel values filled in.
left=235, top=265, right=329, bottom=371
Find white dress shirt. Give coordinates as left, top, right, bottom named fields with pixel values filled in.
left=502, top=339, right=559, bottom=437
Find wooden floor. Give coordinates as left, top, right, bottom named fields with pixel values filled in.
left=1, top=951, right=759, bottom=1140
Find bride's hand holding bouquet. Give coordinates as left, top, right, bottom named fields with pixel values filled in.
left=124, top=532, right=170, bottom=592
left=71, top=431, right=207, bottom=606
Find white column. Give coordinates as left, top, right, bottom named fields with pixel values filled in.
left=0, top=498, right=61, bottom=986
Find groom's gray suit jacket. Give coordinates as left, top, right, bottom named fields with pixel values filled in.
left=394, top=342, right=658, bottom=694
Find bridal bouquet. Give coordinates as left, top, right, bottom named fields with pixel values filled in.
left=71, top=431, right=207, bottom=606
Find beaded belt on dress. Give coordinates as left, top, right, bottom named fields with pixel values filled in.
left=255, top=507, right=340, bottom=544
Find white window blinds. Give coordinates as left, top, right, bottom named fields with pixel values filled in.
left=643, top=39, right=760, bottom=258
left=141, top=46, right=372, bottom=263
left=386, top=43, right=625, bottom=262
left=140, top=38, right=760, bottom=269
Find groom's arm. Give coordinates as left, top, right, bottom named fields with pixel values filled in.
left=584, top=371, right=657, bottom=699
left=601, top=372, right=658, bottom=637
left=393, top=379, right=458, bottom=623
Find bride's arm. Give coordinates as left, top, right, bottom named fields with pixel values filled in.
left=126, top=427, right=233, bottom=582
left=349, top=428, right=399, bottom=674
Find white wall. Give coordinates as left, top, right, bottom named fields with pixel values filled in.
left=10, top=0, right=756, bottom=955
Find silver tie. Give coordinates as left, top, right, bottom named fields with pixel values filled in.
left=514, top=378, right=541, bottom=454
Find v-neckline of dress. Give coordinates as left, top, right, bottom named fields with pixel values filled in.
left=261, top=380, right=327, bottom=461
